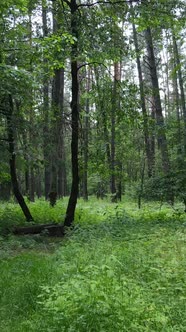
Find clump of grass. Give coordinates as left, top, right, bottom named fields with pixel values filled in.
left=0, top=197, right=186, bottom=331
left=0, top=198, right=67, bottom=235
left=35, top=217, right=186, bottom=332
left=0, top=251, right=56, bottom=332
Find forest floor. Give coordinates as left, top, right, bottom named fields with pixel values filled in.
left=0, top=197, right=186, bottom=331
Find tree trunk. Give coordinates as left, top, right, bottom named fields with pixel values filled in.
left=14, top=223, right=64, bottom=237
left=132, top=20, right=153, bottom=177
left=21, top=128, right=30, bottom=196
left=150, top=98, right=156, bottom=174
left=36, top=167, right=42, bottom=198
left=145, top=27, right=170, bottom=174
left=172, top=33, right=186, bottom=155
left=0, top=182, right=11, bottom=200
left=29, top=166, right=35, bottom=202
left=57, top=69, right=66, bottom=198
left=28, top=12, right=35, bottom=202
left=7, top=96, right=33, bottom=222
left=94, top=67, right=111, bottom=168
left=172, top=65, right=182, bottom=156
left=110, top=63, right=118, bottom=195
left=51, top=3, right=66, bottom=197
left=82, top=68, right=90, bottom=201
left=42, top=0, right=51, bottom=200
left=64, top=0, right=79, bottom=227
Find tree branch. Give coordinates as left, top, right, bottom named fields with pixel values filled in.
left=77, top=0, right=140, bottom=8
left=77, top=61, right=108, bottom=71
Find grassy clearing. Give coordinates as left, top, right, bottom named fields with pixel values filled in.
left=0, top=198, right=186, bottom=331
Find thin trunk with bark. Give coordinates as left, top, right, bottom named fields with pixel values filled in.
left=145, top=27, right=170, bottom=174
left=42, top=0, right=51, bottom=200
left=64, top=0, right=79, bottom=227
left=7, top=96, right=33, bottom=222
left=57, top=69, right=66, bottom=198
left=173, top=69, right=182, bottom=156
left=82, top=68, right=90, bottom=201
left=172, top=33, right=186, bottom=155
left=28, top=12, right=35, bottom=202
left=94, top=67, right=111, bottom=167
left=51, top=3, right=66, bottom=196
left=110, top=63, right=118, bottom=195
left=132, top=21, right=153, bottom=177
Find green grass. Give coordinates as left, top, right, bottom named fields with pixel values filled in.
left=0, top=197, right=186, bottom=331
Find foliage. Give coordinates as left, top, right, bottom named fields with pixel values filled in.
left=0, top=198, right=186, bottom=331
left=35, top=214, right=186, bottom=331
left=0, top=198, right=67, bottom=235
left=0, top=251, right=56, bottom=332
left=139, top=167, right=186, bottom=206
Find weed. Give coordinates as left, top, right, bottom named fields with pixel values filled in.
left=0, top=197, right=186, bottom=331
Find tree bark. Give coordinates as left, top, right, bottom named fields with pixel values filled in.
left=14, top=223, right=64, bottom=237
left=28, top=11, right=35, bottom=202
left=42, top=0, right=51, bottom=200
left=132, top=21, right=153, bottom=177
left=94, top=66, right=111, bottom=167
left=172, top=33, right=186, bottom=155
left=7, top=96, right=33, bottom=222
left=51, top=3, right=66, bottom=196
left=64, top=0, right=79, bottom=227
left=110, top=63, right=118, bottom=195
left=145, top=27, right=170, bottom=174
left=82, top=68, right=90, bottom=201
left=172, top=65, right=182, bottom=156
left=57, top=69, right=66, bottom=198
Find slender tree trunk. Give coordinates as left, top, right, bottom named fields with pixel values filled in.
left=51, top=4, right=66, bottom=196
left=51, top=68, right=60, bottom=193
left=110, top=63, right=118, bottom=195
left=64, top=0, right=79, bottom=227
left=150, top=98, right=156, bottom=173
left=57, top=69, right=66, bottom=198
left=58, top=128, right=66, bottom=198
left=117, top=161, right=122, bottom=201
left=145, top=27, right=170, bottom=174
left=82, top=68, right=90, bottom=201
left=132, top=21, right=153, bottom=177
left=94, top=67, right=111, bottom=166
left=42, top=0, right=51, bottom=200
left=28, top=12, right=35, bottom=202
left=51, top=67, right=65, bottom=195
left=0, top=182, right=11, bottom=201
left=172, top=33, right=186, bottom=155
left=173, top=68, right=182, bottom=156
left=25, top=169, right=29, bottom=195
left=138, top=155, right=145, bottom=209
left=21, top=128, right=29, bottom=196
left=7, top=96, right=33, bottom=221
left=29, top=166, right=35, bottom=202
left=36, top=167, right=42, bottom=198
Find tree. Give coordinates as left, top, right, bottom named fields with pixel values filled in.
left=42, top=0, right=51, bottom=200
left=64, top=0, right=80, bottom=227
left=131, top=10, right=153, bottom=177
left=6, top=95, right=34, bottom=221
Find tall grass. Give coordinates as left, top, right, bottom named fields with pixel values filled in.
left=0, top=197, right=186, bottom=331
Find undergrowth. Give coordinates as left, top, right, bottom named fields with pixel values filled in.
left=0, top=197, right=186, bottom=331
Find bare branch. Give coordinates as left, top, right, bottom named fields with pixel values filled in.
left=77, top=0, right=140, bottom=8
left=77, top=61, right=108, bottom=71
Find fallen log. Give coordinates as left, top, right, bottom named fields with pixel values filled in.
left=13, top=223, right=65, bottom=237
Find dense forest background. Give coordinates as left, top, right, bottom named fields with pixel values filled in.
left=0, top=0, right=186, bottom=225
left=1, top=1, right=186, bottom=330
